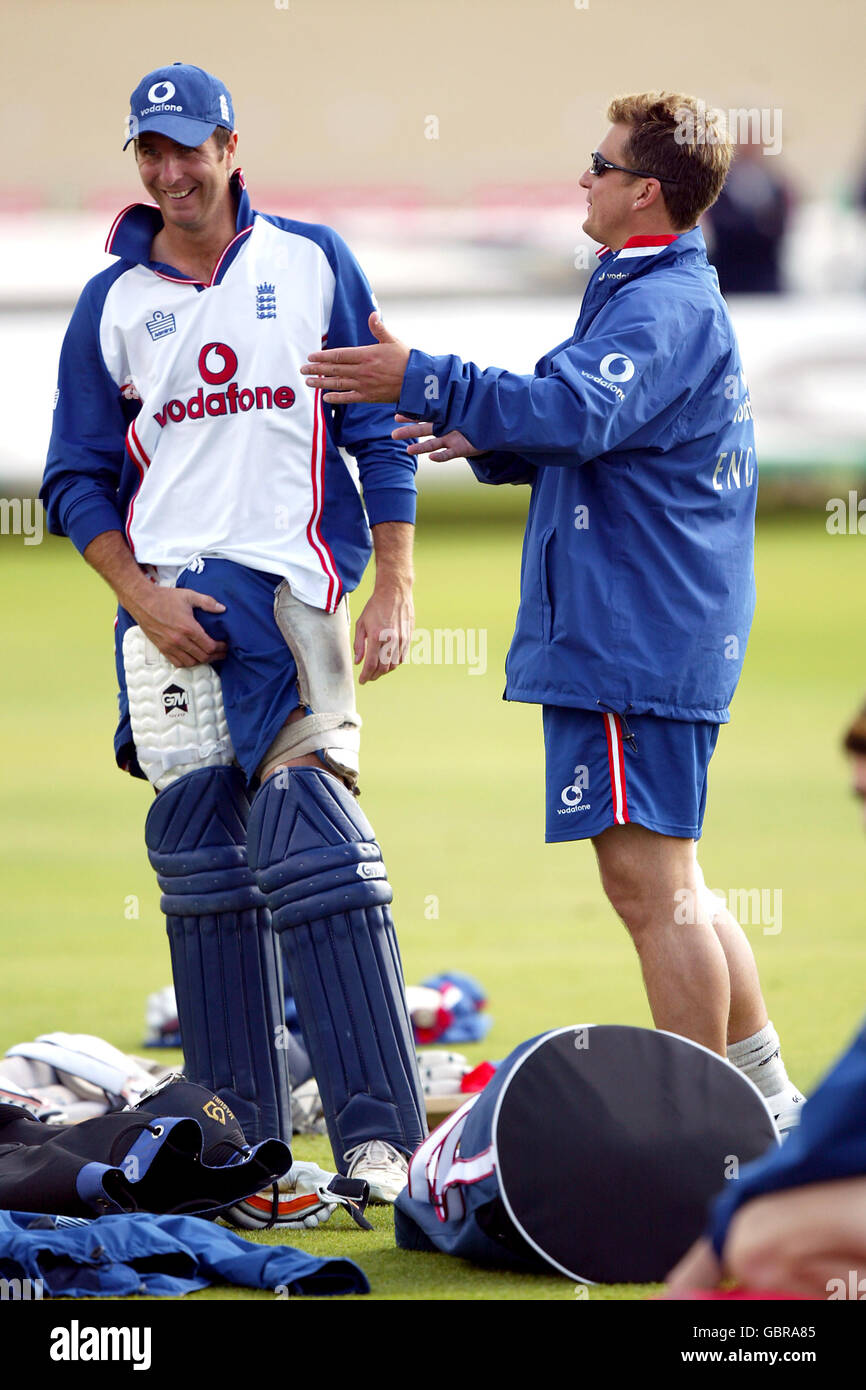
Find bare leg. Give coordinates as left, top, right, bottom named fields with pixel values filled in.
left=592, top=824, right=730, bottom=1055
left=703, top=893, right=768, bottom=1045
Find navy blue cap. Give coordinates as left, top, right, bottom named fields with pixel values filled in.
left=124, top=62, right=234, bottom=150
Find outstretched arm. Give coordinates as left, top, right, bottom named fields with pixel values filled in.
left=302, top=312, right=411, bottom=406
left=302, top=300, right=706, bottom=464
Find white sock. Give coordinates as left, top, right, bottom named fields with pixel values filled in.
left=727, top=1021, right=798, bottom=1101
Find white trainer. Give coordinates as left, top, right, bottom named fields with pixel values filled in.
left=343, top=1140, right=409, bottom=1203
left=768, top=1086, right=806, bottom=1140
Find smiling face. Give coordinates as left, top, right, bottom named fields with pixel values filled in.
left=134, top=130, right=238, bottom=235
left=578, top=122, right=668, bottom=250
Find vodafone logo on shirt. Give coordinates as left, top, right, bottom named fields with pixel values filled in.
left=153, top=341, right=296, bottom=427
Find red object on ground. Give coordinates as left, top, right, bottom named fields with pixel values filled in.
left=413, top=1006, right=455, bottom=1046
left=460, top=1062, right=497, bottom=1093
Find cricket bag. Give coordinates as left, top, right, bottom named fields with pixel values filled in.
left=0, top=1079, right=290, bottom=1219
left=394, top=1025, right=779, bottom=1283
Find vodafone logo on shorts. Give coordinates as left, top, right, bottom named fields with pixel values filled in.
left=558, top=763, right=591, bottom=814
left=153, top=341, right=296, bottom=427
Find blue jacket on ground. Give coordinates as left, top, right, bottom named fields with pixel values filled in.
left=397, top=228, right=757, bottom=722
left=707, top=1018, right=866, bottom=1257
left=0, top=1209, right=369, bottom=1297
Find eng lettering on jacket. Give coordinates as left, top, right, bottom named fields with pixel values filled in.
left=712, top=448, right=756, bottom=491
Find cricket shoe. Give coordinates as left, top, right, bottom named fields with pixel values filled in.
left=223, top=1160, right=372, bottom=1230
left=343, top=1140, right=409, bottom=1203
left=768, top=1087, right=806, bottom=1140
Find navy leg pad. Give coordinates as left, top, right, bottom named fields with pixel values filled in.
left=145, top=766, right=292, bottom=1146
left=247, top=768, right=426, bottom=1166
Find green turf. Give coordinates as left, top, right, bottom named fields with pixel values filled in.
left=1, top=501, right=864, bottom=1300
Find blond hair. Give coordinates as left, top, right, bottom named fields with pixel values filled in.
left=606, top=91, right=733, bottom=229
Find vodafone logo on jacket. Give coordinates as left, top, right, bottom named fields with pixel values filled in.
left=153, top=341, right=296, bottom=427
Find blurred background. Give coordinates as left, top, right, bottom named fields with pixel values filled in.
left=2, top=1, right=865, bottom=1106
left=2, top=0, right=866, bottom=487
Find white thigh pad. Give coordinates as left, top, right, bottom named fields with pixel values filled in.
left=122, top=625, right=235, bottom=790
left=260, top=581, right=361, bottom=787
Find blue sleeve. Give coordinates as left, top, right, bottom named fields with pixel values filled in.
left=396, top=291, right=710, bottom=464
left=40, top=268, right=135, bottom=554
left=319, top=230, right=417, bottom=526
left=707, top=1020, right=866, bottom=1257
left=468, top=452, right=537, bottom=486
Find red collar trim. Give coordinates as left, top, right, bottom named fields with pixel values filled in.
left=620, top=234, right=680, bottom=248
left=105, top=169, right=250, bottom=266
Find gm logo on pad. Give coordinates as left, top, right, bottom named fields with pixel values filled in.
left=162, top=683, right=189, bottom=718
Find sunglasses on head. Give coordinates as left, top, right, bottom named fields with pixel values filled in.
left=590, top=151, right=680, bottom=184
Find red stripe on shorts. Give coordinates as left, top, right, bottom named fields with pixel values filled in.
left=603, top=712, right=630, bottom=825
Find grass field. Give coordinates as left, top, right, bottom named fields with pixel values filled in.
left=1, top=496, right=864, bottom=1301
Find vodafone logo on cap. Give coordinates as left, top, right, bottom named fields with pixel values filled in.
left=147, top=81, right=176, bottom=104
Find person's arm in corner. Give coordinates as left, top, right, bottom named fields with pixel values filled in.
left=664, top=1019, right=866, bottom=1295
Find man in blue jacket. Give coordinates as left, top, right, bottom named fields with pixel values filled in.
left=301, top=91, right=803, bottom=1128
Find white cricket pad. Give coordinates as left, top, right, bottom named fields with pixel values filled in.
left=122, top=624, right=235, bottom=790
left=259, top=581, right=361, bottom=787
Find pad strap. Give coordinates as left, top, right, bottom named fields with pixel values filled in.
left=257, top=712, right=361, bottom=785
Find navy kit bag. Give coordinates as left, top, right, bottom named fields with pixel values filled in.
left=395, top=1025, right=779, bottom=1283
left=0, top=1080, right=291, bottom=1219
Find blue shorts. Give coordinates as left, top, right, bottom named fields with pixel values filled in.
left=543, top=706, right=721, bottom=843
left=114, top=558, right=301, bottom=785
